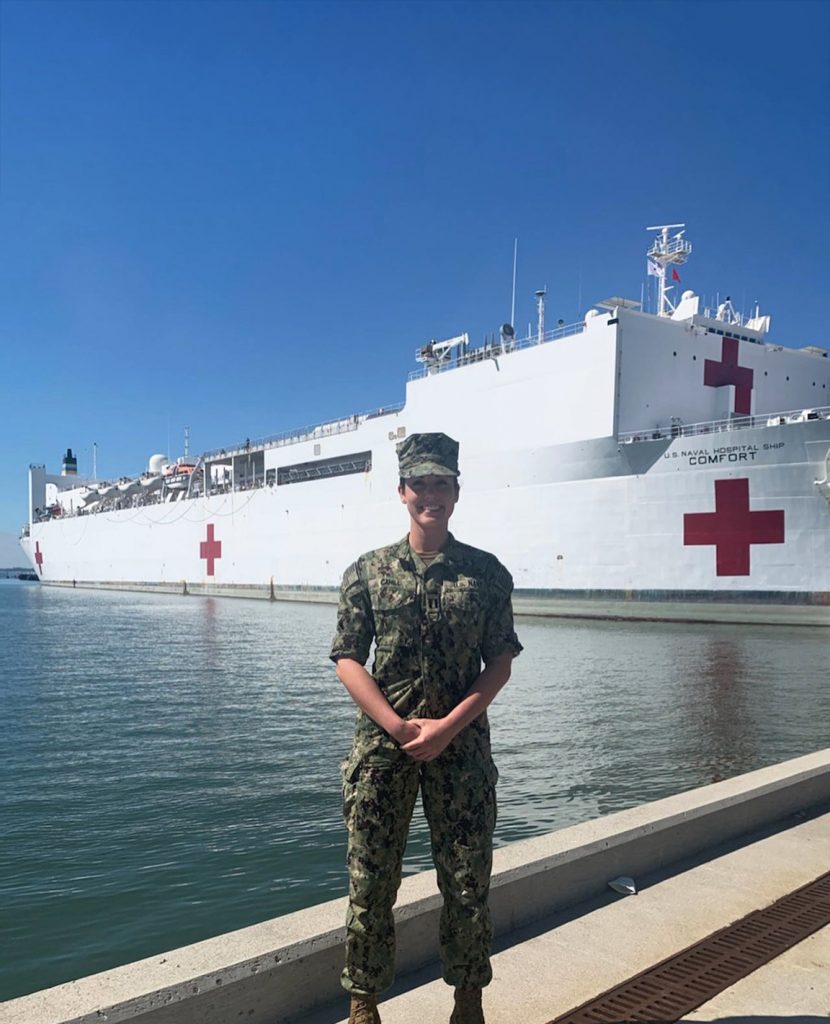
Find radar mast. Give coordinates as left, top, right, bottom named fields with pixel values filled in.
left=646, top=224, right=692, bottom=317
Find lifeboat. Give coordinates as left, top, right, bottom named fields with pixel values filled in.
left=163, top=460, right=198, bottom=489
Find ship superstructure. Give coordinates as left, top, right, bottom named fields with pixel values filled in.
left=20, top=227, right=830, bottom=624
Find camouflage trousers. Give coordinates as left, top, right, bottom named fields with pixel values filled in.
left=340, top=747, right=497, bottom=996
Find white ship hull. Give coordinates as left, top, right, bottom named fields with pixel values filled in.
left=21, top=275, right=830, bottom=626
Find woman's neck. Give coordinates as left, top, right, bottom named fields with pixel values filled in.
left=409, top=524, right=449, bottom=554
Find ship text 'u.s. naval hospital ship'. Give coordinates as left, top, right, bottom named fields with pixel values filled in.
left=20, top=226, right=830, bottom=625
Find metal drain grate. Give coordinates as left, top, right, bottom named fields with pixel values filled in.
left=547, top=869, right=830, bottom=1023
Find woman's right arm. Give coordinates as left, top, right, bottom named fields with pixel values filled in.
left=335, top=658, right=420, bottom=745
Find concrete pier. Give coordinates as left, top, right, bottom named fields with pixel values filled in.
left=301, top=806, right=830, bottom=1023
left=3, top=748, right=829, bottom=1024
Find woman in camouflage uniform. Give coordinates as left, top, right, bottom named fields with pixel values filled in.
left=330, top=433, right=522, bottom=1024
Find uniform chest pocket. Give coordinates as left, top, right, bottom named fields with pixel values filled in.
left=441, top=581, right=486, bottom=623
left=370, top=582, right=418, bottom=644
left=371, top=583, right=418, bottom=614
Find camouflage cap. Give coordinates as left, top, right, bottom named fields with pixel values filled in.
left=397, top=432, right=460, bottom=478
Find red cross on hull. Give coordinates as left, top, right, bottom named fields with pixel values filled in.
left=683, top=478, right=785, bottom=576
left=199, top=524, right=222, bottom=576
left=34, top=541, right=44, bottom=575
left=703, top=336, right=754, bottom=416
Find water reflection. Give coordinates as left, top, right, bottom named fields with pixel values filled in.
left=488, top=617, right=828, bottom=843
left=682, top=636, right=754, bottom=783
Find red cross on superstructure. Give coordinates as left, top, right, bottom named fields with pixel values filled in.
left=703, top=336, right=754, bottom=416
left=199, top=524, right=222, bottom=576
left=34, top=541, right=44, bottom=575
left=683, top=478, right=785, bottom=576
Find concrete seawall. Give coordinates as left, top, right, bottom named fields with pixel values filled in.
left=4, top=748, right=830, bottom=1024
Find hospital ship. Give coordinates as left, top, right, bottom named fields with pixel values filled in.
left=20, top=227, right=830, bottom=625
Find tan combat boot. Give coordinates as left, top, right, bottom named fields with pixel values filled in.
left=450, top=987, right=485, bottom=1024
left=348, top=994, right=381, bottom=1024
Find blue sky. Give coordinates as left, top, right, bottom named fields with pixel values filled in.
left=1, top=0, right=829, bottom=561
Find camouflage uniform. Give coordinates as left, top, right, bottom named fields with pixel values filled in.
left=330, top=531, right=522, bottom=996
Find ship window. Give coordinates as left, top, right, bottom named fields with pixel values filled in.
left=277, top=450, right=372, bottom=485
left=266, top=469, right=276, bottom=485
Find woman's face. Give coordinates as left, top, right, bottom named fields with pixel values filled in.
left=398, top=475, right=459, bottom=532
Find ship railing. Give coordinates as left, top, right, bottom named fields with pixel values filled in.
left=200, top=401, right=405, bottom=463
left=647, top=235, right=692, bottom=261
left=702, top=306, right=744, bottom=327
left=407, top=320, right=586, bottom=381
left=618, top=404, right=830, bottom=444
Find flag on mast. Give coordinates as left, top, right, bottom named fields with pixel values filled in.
left=647, top=258, right=660, bottom=276
left=672, top=268, right=681, bottom=282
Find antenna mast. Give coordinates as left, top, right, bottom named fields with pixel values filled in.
left=510, top=237, right=518, bottom=328
left=184, top=426, right=190, bottom=459
left=646, top=224, right=692, bottom=316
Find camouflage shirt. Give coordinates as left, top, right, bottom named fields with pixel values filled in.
left=330, top=534, right=522, bottom=759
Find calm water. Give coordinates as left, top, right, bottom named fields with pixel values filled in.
left=1, top=581, right=828, bottom=1001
